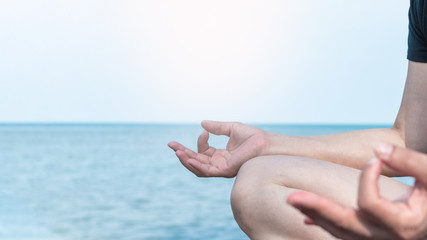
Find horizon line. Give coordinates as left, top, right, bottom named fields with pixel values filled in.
left=0, top=121, right=393, bottom=127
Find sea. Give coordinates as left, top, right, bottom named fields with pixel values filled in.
left=0, top=124, right=415, bottom=240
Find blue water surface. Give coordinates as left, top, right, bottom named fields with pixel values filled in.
left=0, top=124, right=414, bottom=239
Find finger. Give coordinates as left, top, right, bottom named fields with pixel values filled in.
left=407, top=181, right=427, bottom=209
left=288, top=192, right=394, bottom=240
left=184, top=149, right=210, bottom=164
left=287, top=192, right=372, bottom=239
left=301, top=210, right=364, bottom=240
left=176, top=150, right=204, bottom=177
left=303, top=209, right=392, bottom=240
left=375, top=143, right=427, bottom=185
left=168, top=141, right=187, bottom=152
left=288, top=192, right=355, bottom=229
left=197, top=130, right=216, bottom=156
left=187, top=159, right=233, bottom=178
left=197, top=130, right=209, bottom=152
left=201, top=120, right=236, bottom=136
left=187, top=159, right=216, bottom=177
left=358, top=157, right=399, bottom=223
left=358, top=158, right=382, bottom=206
left=168, top=141, right=210, bottom=164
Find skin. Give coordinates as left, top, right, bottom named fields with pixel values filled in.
left=285, top=61, right=427, bottom=239
left=168, top=121, right=268, bottom=178
left=230, top=155, right=409, bottom=239
left=288, top=144, right=427, bottom=240
left=168, top=61, right=427, bottom=239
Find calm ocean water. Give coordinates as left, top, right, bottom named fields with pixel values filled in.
left=0, top=124, right=414, bottom=240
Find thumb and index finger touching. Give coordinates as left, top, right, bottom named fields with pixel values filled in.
left=355, top=143, right=427, bottom=228
left=169, top=120, right=233, bottom=150
left=169, top=120, right=235, bottom=158
left=198, top=120, right=236, bottom=154
left=201, top=120, right=235, bottom=137
left=374, top=143, right=427, bottom=185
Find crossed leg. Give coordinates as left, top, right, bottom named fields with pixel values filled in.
left=230, top=155, right=411, bottom=240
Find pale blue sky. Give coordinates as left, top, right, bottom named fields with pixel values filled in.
left=0, top=0, right=409, bottom=124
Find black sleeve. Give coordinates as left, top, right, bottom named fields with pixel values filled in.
left=408, top=0, right=427, bottom=62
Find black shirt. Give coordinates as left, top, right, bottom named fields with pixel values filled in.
left=408, top=0, right=427, bottom=62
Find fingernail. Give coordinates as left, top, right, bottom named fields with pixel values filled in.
left=304, top=217, right=315, bottom=225
left=375, top=142, right=393, bottom=158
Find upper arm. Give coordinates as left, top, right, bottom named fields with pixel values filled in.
left=394, top=61, right=427, bottom=153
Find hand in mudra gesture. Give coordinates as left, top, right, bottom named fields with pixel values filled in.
left=168, top=120, right=267, bottom=178
left=288, top=144, right=427, bottom=240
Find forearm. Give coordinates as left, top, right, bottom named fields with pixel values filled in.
left=263, top=127, right=405, bottom=176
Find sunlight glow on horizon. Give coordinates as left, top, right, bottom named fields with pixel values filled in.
left=0, top=0, right=409, bottom=124
left=115, top=1, right=305, bottom=115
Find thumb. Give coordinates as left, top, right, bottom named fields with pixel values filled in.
left=201, top=120, right=236, bottom=136
left=374, top=143, right=427, bottom=185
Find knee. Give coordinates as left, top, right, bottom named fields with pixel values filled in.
left=231, top=157, right=266, bottom=204
left=230, top=156, right=298, bottom=236
left=230, top=157, right=267, bottom=236
left=231, top=155, right=301, bottom=202
left=231, top=156, right=274, bottom=203
left=230, top=156, right=346, bottom=240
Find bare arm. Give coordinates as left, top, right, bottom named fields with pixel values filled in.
left=265, top=61, right=427, bottom=176
left=283, top=62, right=427, bottom=239
left=169, top=61, right=427, bottom=178
left=287, top=143, right=427, bottom=240
left=400, top=61, right=427, bottom=153
left=265, top=127, right=404, bottom=176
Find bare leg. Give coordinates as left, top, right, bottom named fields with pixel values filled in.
left=230, top=155, right=411, bottom=240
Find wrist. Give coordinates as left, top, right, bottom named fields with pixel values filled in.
left=263, top=131, right=310, bottom=156
left=261, top=131, right=290, bottom=156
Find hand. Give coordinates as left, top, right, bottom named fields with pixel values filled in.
left=168, top=120, right=267, bottom=178
left=287, top=144, right=427, bottom=240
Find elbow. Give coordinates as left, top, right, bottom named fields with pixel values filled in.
left=392, top=108, right=427, bottom=153
left=401, top=118, right=427, bottom=153
left=404, top=127, right=427, bottom=154
left=391, top=122, right=406, bottom=148
left=405, top=138, right=427, bottom=154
